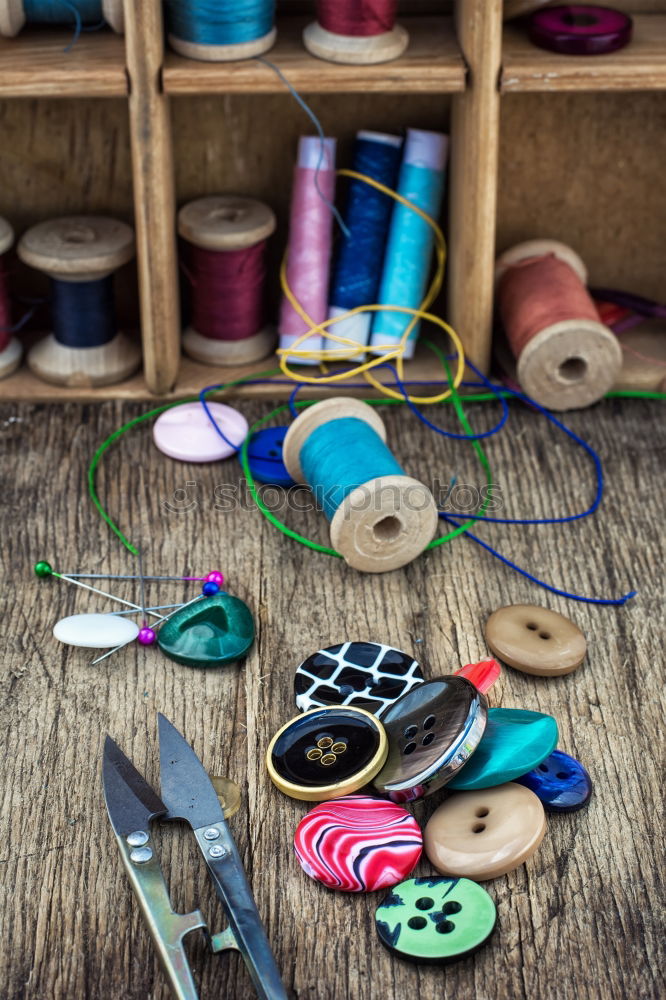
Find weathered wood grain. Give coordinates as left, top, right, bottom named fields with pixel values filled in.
left=0, top=396, right=664, bottom=1000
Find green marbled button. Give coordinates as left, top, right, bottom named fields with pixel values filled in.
left=375, top=876, right=496, bottom=964
left=157, top=594, right=254, bottom=667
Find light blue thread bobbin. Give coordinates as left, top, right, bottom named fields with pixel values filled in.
left=370, top=128, right=448, bottom=359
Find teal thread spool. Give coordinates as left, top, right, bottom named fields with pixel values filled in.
left=0, top=0, right=124, bottom=36
left=165, top=0, right=276, bottom=62
left=282, top=398, right=438, bottom=573
left=370, top=128, right=448, bottom=360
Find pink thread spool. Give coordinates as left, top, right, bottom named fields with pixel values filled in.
left=178, top=196, right=276, bottom=366
left=0, top=217, right=21, bottom=380
left=495, top=240, right=622, bottom=410
left=279, top=136, right=336, bottom=365
left=303, top=0, right=408, bottom=65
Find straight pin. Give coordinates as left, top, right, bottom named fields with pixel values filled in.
left=55, top=573, right=165, bottom=620
left=89, top=595, right=205, bottom=666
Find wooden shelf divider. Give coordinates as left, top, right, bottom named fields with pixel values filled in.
left=447, top=0, right=503, bottom=376
left=125, top=0, right=181, bottom=395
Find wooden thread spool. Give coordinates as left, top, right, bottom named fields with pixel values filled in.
left=0, top=216, right=22, bottom=380
left=0, top=0, right=124, bottom=36
left=495, top=239, right=622, bottom=411
left=283, top=398, right=438, bottom=574
left=18, top=216, right=140, bottom=388
left=166, top=1, right=276, bottom=62
left=178, top=195, right=277, bottom=366
left=303, top=1, right=408, bottom=65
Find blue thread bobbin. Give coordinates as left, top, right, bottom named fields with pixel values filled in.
left=282, top=397, right=438, bottom=573
left=0, top=0, right=124, bottom=36
left=18, top=216, right=140, bottom=388
left=0, top=217, right=22, bottom=380
left=325, top=130, right=403, bottom=356
left=165, top=0, right=276, bottom=62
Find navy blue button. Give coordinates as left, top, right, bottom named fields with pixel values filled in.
left=515, top=749, right=592, bottom=812
left=246, top=427, right=294, bottom=486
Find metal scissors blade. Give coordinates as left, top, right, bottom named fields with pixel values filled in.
left=102, top=735, right=208, bottom=1000
left=157, top=714, right=288, bottom=1000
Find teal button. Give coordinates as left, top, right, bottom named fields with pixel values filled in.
left=158, top=593, right=254, bottom=667
left=447, top=707, right=558, bottom=791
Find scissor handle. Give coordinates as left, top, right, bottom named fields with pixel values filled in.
left=115, top=831, right=207, bottom=1000
left=194, top=823, right=288, bottom=1000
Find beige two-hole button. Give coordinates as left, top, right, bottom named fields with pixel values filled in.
left=485, top=604, right=586, bottom=676
left=424, top=783, right=546, bottom=881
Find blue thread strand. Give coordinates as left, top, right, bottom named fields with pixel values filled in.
left=440, top=513, right=636, bottom=606
left=165, top=0, right=274, bottom=45
left=52, top=276, right=116, bottom=348
left=330, top=135, right=403, bottom=311
left=256, top=57, right=349, bottom=237
left=199, top=374, right=637, bottom=603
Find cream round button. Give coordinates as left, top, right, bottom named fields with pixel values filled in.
left=484, top=604, right=586, bottom=676
left=424, top=783, right=546, bottom=881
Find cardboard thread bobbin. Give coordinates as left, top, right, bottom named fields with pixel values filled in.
left=283, top=397, right=438, bottom=574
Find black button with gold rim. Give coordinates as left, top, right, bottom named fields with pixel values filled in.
left=266, top=706, right=388, bottom=801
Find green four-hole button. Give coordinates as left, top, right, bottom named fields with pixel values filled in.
left=375, top=876, right=496, bottom=964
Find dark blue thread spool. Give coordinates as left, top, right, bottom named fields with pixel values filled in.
left=18, top=215, right=140, bottom=387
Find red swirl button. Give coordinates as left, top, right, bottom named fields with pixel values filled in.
left=294, top=794, right=423, bottom=892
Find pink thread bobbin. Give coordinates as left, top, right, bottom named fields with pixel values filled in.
left=178, top=195, right=277, bottom=367
left=0, top=216, right=21, bottom=380
left=279, top=136, right=336, bottom=365
left=495, top=240, right=622, bottom=411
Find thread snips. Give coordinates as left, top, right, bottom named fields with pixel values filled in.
left=102, top=713, right=287, bottom=1000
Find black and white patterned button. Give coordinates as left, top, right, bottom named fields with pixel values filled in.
left=294, top=641, right=425, bottom=719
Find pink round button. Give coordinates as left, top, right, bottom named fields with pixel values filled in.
left=152, top=402, right=248, bottom=462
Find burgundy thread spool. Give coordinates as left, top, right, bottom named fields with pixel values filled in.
left=303, top=0, right=408, bottom=65
left=495, top=239, right=623, bottom=411
left=178, top=196, right=277, bottom=367
left=0, top=216, right=21, bottom=380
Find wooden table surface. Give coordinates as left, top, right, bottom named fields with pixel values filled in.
left=1, top=396, right=664, bottom=1000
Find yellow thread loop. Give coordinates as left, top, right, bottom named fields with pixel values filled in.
left=276, top=168, right=465, bottom=405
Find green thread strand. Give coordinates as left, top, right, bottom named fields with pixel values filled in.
left=87, top=360, right=664, bottom=558
left=87, top=369, right=282, bottom=555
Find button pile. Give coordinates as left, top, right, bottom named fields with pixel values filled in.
left=266, top=604, right=593, bottom=964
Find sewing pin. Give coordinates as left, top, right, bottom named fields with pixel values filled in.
left=90, top=594, right=205, bottom=665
